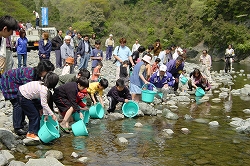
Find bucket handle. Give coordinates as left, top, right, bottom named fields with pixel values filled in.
left=142, top=83, right=157, bottom=90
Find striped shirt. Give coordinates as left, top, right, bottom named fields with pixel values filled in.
left=0, top=67, right=35, bottom=100
left=19, top=81, right=54, bottom=115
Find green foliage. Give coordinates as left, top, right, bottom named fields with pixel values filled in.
left=1, top=0, right=250, bottom=58
left=72, top=21, right=94, bottom=35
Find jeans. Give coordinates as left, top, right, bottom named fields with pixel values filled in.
left=10, top=98, right=25, bottom=129
left=106, top=46, right=113, bottom=60
left=78, top=53, right=90, bottom=69
left=17, top=91, right=41, bottom=134
left=17, top=54, right=27, bottom=68
left=55, top=50, right=62, bottom=68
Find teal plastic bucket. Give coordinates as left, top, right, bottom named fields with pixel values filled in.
left=72, top=110, right=90, bottom=125
left=195, top=87, right=205, bottom=97
left=181, top=76, right=188, bottom=85
left=89, top=103, right=104, bottom=119
left=40, top=115, right=59, bottom=133
left=71, top=120, right=88, bottom=136
left=122, top=101, right=139, bottom=118
left=38, top=121, right=60, bottom=143
left=141, top=84, right=157, bottom=103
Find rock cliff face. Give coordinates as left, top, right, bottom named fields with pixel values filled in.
left=186, top=41, right=250, bottom=62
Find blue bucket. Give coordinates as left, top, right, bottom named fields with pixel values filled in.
left=40, top=115, right=59, bottom=132
left=72, top=110, right=90, bottom=125
left=195, top=87, right=205, bottom=97
left=181, top=76, right=188, bottom=85
left=141, top=83, right=157, bottom=103
left=71, top=120, right=88, bottom=136
left=38, top=121, right=60, bottom=143
left=89, top=103, right=104, bottom=119
left=122, top=101, right=139, bottom=118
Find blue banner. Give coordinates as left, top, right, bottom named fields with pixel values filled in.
left=41, top=7, right=48, bottom=26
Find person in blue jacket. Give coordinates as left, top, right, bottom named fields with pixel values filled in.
left=16, top=29, right=28, bottom=68
left=38, top=32, right=52, bottom=61
left=148, top=65, right=175, bottom=91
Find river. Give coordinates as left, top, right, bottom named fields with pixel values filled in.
left=17, top=61, right=250, bottom=165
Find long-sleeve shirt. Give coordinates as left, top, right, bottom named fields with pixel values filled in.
left=57, top=74, right=77, bottom=86
left=19, top=81, right=54, bottom=115
left=53, top=82, right=80, bottom=112
left=38, top=39, right=52, bottom=59
left=0, top=67, right=36, bottom=100
left=107, top=86, right=131, bottom=102
left=60, top=43, right=74, bottom=60
left=149, top=71, right=175, bottom=89
left=166, top=59, right=184, bottom=78
left=199, top=54, right=212, bottom=68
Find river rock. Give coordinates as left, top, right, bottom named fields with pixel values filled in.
left=78, top=157, right=89, bottom=163
left=162, top=129, right=174, bottom=135
left=231, top=89, right=241, bottom=95
left=173, top=96, right=190, bottom=102
left=23, top=138, right=40, bottom=146
left=16, top=144, right=28, bottom=154
left=44, top=150, right=63, bottom=160
left=107, top=113, right=124, bottom=120
left=25, top=157, right=63, bottom=166
left=153, top=98, right=162, bottom=105
left=243, top=109, right=250, bottom=114
left=8, top=160, right=25, bottom=166
left=1, top=150, right=14, bottom=161
left=212, top=98, right=221, bottom=103
left=0, top=128, right=18, bottom=150
left=118, top=137, right=128, bottom=144
left=136, top=110, right=144, bottom=117
left=138, top=102, right=155, bottom=115
left=184, top=114, right=193, bottom=120
left=179, top=92, right=190, bottom=96
left=181, top=128, right=190, bottom=134
left=0, top=153, right=8, bottom=166
left=71, top=152, right=79, bottom=158
left=164, top=109, right=179, bottom=120
left=134, top=122, right=143, bottom=128
left=166, top=100, right=176, bottom=105
left=194, top=118, right=209, bottom=124
left=209, top=121, right=219, bottom=127
left=219, top=92, right=228, bottom=98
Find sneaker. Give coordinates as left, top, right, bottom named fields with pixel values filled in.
left=26, top=133, right=40, bottom=141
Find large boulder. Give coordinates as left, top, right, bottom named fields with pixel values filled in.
left=25, top=157, right=63, bottom=166
left=0, top=128, right=19, bottom=150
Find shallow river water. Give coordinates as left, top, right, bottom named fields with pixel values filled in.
left=18, top=62, right=250, bottom=165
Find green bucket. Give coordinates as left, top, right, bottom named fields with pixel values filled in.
left=141, top=83, right=157, bottom=103
left=89, top=102, right=104, bottom=119
left=72, top=110, right=90, bottom=125
left=71, top=120, right=89, bottom=136
left=122, top=100, right=139, bottom=118
left=195, top=87, right=205, bottom=97
left=38, top=121, right=60, bottom=143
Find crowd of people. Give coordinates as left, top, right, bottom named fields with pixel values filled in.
left=0, top=15, right=236, bottom=141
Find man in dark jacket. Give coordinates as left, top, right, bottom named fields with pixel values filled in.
left=51, top=30, right=63, bottom=68
left=107, top=79, right=132, bottom=113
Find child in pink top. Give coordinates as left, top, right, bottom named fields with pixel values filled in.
left=17, top=72, right=59, bottom=140
left=91, top=61, right=103, bottom=82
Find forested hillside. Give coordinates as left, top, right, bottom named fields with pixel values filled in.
left=1, top=0, right=250, bottom=59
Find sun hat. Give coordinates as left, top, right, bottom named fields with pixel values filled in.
left=109, top=34, right=113, bottom=37
left=159, top=65, right=167, bottom=71
left=65, top=57, right=74, bottom=64
left=142, top=55, right=152, bottom=64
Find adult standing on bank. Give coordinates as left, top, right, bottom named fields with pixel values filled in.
left=131, top=39, right=140, bottom=53
left=16, top=29, right=28, bottom=68
left=77, top=35, right=92, bottom=69
left=52, top=30, right=63, bottom=68
left=105, top=34, right=114, bottom=60
left=225, top=44, right=235, bottom=73
left=113, top=38, right=134, bottom=80
left=38, top=32, right=52, bottom=61
left=199, top=50, right=212, bottom=82
left=33, top=10, right=39, bottom=29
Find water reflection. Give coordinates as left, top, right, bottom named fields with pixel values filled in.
left=72, top=137, right=86, bottom=150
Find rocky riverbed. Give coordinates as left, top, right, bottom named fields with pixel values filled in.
left=0, top=50, right=250, bottom=165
